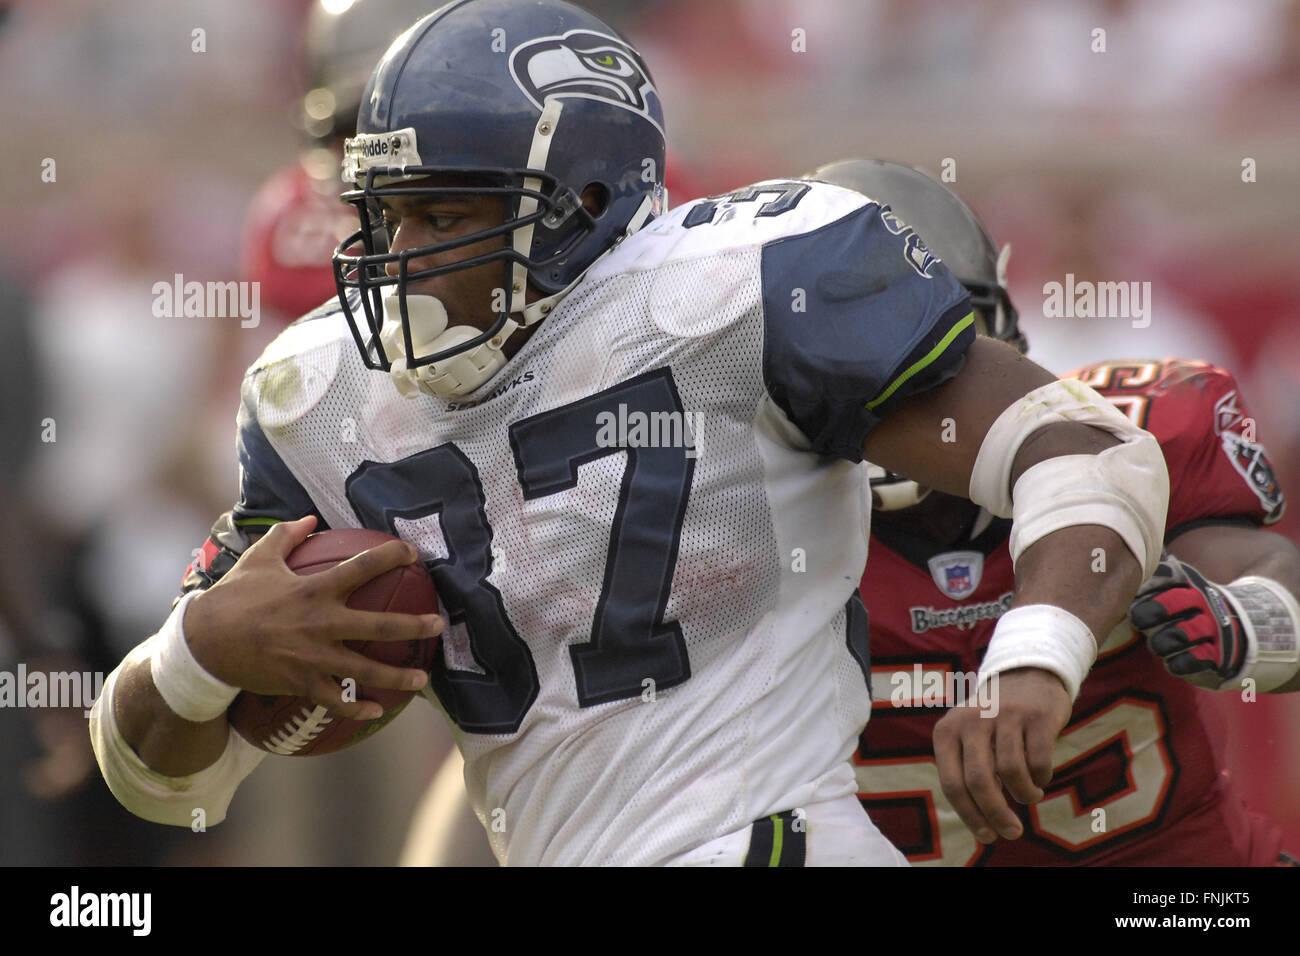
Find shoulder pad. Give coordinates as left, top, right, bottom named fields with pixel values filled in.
left=245, top=308, right=349, bottom=428
left=592, top=179, right=871, bottom=279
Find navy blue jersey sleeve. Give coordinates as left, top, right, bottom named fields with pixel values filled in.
left=233, top=383, right=321, bottom=528
left=760, top=202, right=975, bottom=461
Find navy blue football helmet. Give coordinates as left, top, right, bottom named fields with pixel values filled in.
left=332, top=0, right=667, bottom=397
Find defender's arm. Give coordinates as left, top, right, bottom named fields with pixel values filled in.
left=1132, top=524, right=1300, bottom=694
left=864, top=336, right=1168, bottom=842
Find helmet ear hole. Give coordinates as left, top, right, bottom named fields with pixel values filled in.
left=581, top=182, right=611, bottom=218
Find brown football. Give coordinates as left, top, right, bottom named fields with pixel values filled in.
left=227, top=528, right=440, bottom=756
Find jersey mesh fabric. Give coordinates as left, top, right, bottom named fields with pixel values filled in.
left=239, top=188, right=885, bottom=865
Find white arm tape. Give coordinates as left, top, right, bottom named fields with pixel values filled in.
left=969, top=378, right=1169, bottom=579
left=1223, top=575, right=1300, bottom=693
left=89, top=631, right=266, bottom=827
left=150, top=590, right=240, bottom=722
left=977, top=604, right=1097, bottom=702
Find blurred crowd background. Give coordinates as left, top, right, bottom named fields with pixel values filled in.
left=1, top=0, right=1298, bottom=865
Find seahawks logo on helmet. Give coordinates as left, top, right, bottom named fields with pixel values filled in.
left=510, top=29, right=664, bottom=134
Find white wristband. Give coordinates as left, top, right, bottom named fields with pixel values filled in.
left=978, top=604, right=1097, bottom=702
left=1223, top=575, right=1300, bottom=693
left=150, top=590, right=240, bottom=722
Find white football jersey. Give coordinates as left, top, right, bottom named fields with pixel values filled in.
left=232, top=180, right=973, bottom=864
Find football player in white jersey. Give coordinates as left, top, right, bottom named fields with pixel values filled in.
left=91, top=0, right=1170, bottom=865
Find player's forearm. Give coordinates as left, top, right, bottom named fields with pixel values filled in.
left=102, top=516, right=262, bottom=776
left=1239, top=547, right=1300, bottom=598
left=113, top=653, right=229, bottom=776
left=89, top=635, right=265, bottom=827
left=1012, top=524, right=1143, bottom=647
left=968, top=383, right=1168, bottom=701
left=1253, top=543, right=1300, bottom=691
left=1161, top=526, right=1300, bottom=693
left=104, top=590, right=240, bottom=775
left=88, top=590, right=266, bottom=828
left=1169, top=526, right=1300, bottom=605
left=1223, top=550, right=1300, bottom=688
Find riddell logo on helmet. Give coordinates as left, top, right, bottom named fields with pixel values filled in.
left=342, top=128, right=423, bottom=183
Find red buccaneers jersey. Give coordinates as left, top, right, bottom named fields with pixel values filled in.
left=239, top=152, right=359, bottom=326
left=857, top=358, right=1288, bottom=865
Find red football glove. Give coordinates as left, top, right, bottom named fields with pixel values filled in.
left=1129, top=554, right=1248, bottom=690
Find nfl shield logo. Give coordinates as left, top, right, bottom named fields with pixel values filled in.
left=928, top=550, right=984, bottom=600
left=946, top=565, right=971, bottom=593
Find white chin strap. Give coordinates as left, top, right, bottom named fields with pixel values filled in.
left=866, top=463, right=931, bottom=510
left=379, top=293, right=516, bottom=399
left=377, top=100, right=566, bottom=401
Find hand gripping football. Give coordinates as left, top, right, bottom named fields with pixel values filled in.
left=227, top=528, right=440, bottom=755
